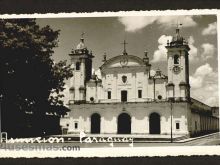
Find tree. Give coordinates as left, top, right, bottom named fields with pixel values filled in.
left=0, top=19, right=73, bottom=137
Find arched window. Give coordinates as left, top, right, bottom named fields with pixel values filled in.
left=76, top=62, right=80, bottom=70
left=174, top=54, right=179, bottom=64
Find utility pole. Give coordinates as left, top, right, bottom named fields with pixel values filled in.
left=170, top=97, right=174, bottom=143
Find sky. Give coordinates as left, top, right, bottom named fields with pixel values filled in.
left=36, top=15, right=218, bottom=107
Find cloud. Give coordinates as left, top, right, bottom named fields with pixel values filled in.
left=201, top=43, right=215, bottom=60
left=151, top=35, right=200, bottom=63
left=191, top=81, right=218, bottom=107
left=157, top=16, right=197, bottom=28
left=202, top=22, right=217, bottom=35
left=194, top=63, right=213, bottom=77
left=205, top=95, right=219, bottom=107
left=118, top=17, right=157, bottom=32
left=187, top=38, right=215, bottom=62
left=118, top=16, right=197, bottom=32
left=188, top=36, right=199, bottom=62
left=189, top=76, right=203, bottom=89
left=190, top=63, right=213, bottom=89
left=151, top=35, right=172, bottom=63
left=190, top=63, right=218, bottom=106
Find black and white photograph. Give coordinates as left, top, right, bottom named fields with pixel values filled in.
left=0, top=12, right=219, bottom=157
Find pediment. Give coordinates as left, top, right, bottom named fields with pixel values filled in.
left=100, top=55, right=145, bottom=70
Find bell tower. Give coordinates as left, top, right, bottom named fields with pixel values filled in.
left=166, top=26, right=190, bottom=100
left=69, top=34, right=94, bottom=104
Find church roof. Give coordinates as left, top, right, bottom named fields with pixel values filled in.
left=190, top=98, right=212, bottom=114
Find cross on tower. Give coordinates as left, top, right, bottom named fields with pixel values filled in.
left=172, top=22, right=183, bottom=34
left=176, top=22, right=183, bottom=29
left=121, top=39, right=128, bottom=55
left=171, top=20, right=183, bottom=28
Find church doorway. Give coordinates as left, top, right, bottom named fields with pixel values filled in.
left=121, top=90, right=127, bottom=102
left=91, top=113, right=101, bottom=134
left=117, top=113, right=131, bottom=134
left=149, top=113, right=161, bottom=134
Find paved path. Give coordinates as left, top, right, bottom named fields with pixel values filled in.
left=182, top=132, right=220, bottom=146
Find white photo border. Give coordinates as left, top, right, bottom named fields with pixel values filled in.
left=0, top=9, right=219, bottom=158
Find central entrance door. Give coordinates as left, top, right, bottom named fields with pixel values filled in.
left=149, top=113, right=161, bottom=134
left=121, top=90, right=127, bottom=102
left=91, top=113, right=101, bottom=134
left=117, top=113, right=131, bottom=134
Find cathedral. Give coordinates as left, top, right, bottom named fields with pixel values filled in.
left=60, top=28, right=219, bottom=138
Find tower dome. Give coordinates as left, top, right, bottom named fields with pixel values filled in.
left=76, top=38, right=86, bottom=50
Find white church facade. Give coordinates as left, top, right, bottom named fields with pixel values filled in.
left=60, top=28, right=219, bottom=138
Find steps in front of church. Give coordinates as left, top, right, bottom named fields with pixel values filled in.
left=57, top=134, right=189, bottom=143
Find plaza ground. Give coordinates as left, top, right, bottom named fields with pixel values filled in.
left=1, top=132, right=219, bottom=149
left=61, top=132, right=220, bottom=147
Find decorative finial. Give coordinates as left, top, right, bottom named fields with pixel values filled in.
left=176, top=22, right=182, bottom=29
left=76, top=32, right=86, bottom=50
left=81, top=32, right=85, bottom=39
left=92, top=70, right=97, bottom=80
left=172, top=21, right=182, bottom=33
left=121, top=40, right=128, bottom=55
left=80, top=32, right=85, bottom=43
left=144, top=50, right=148, bottom=57
left=167, top=40, right=170, bottom=46
left=156, top=68, right=161, bottom=75
left=103, top=52, right=107, bottom=62
left=143, top=50, right=149, bottom=65
left=175, top=22, right=182, bottom=34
